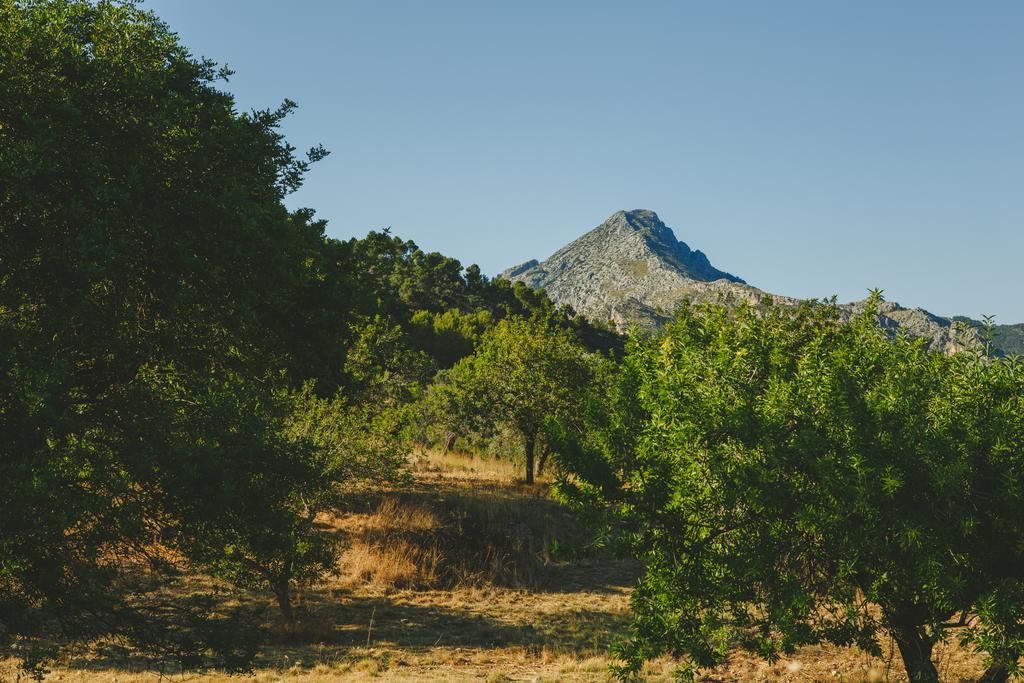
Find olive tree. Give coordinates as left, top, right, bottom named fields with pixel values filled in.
left=555, top=294, right=1024, bottom=682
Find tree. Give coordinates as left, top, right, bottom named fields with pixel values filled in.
left=168, top=384, right=406, bottom=627
left=0, top=0, right=616, bottom=674
left=554, top=294, right=1024, bottom=681
left=434, top=317, right=593, bottom=483
left=0, top=0, right=362, bottom=669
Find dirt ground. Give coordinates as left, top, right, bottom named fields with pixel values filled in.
left=0, top=453, right=994, bottom=682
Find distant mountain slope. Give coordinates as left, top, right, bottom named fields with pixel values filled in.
left=952, top=318, right=1024, bottom=356
left=994, top=324, right=1024, bottom=355
left=503, top=209, right=994, bottom=354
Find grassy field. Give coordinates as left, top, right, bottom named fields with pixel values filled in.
left=1, top=451, right=994, bottom=682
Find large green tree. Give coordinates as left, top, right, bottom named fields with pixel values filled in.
left=0, top=0, right=376, bottom=670
left=555, top=294, right=1024, bottom=681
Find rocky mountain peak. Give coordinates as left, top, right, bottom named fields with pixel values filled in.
left=604, top=209, right=669, bottom=235
left=501, top=210, right=992, bottom=354
left=499, top=210, right=750, bottom=328
left=608, top=209, right=745, bottom=285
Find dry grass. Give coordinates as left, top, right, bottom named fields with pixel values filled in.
left=328, top=449, right=584, bottom=591
left=410, top=448, right=528, bottom=485
left=1, top=450, right=997, bottom=682
left=333, top=491, right=587, bottom=590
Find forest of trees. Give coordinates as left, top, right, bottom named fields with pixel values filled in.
left=2, top=2, right=1024, bottom=682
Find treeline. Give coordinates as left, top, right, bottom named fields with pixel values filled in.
left=4, top=3, right=1024, bottom=683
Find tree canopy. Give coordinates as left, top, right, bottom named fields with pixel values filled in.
left=0, top=3, right=617, bottom=675
left=0, top=0, right=394, bottom=672
left=554, top=294, right=1024, bottom=682
left=430, top=317, right=594, bottom=483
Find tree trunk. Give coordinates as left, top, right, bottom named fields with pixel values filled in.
left=273, top=574, right=295, bottom=627
left=524, top=429, right=536, bottom=485
left=442, top=431, right=457, bottom=455
left=537, top=440, right=549, bottom=475
left=890, top=618, right=938, bottom=682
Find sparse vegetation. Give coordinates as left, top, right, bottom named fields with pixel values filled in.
left=333, top=467, right=590, bottom=590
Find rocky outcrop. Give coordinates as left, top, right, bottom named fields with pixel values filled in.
left=843, top=300, right=981, bottom=355
left=503, top=209, right=986, bottom=354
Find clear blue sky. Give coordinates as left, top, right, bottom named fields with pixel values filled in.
left=146, top=0, right=1023, bottom=322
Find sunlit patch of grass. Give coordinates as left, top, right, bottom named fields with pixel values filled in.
left=412, top=448, right=526, bottom=484
left=332, top=466, right=590, bottom=591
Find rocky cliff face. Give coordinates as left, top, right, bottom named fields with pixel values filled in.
left=503, top=209, right=986, bottom=353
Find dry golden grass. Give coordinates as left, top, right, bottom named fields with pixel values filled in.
left=1, top=450, right=996, bottom=682
left=411, top=448, right=525, bottom=484
left=329, top=449, right=583, bottom=591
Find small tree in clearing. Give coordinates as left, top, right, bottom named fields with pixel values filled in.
left=555, top=293, right=1024, bottom=682
left=170, top=383, right=406, bottom=627
left=436, top=317, right=592, bottom=484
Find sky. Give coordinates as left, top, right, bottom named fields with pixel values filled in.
left=146, top=0, right=1024, bottom=322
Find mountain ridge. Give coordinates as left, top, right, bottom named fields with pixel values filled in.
left=502, top=210, right=1019, bottom=355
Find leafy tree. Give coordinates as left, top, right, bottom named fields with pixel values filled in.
left=0, top=0, right=617, bottom=675
left=168, top=384, right=405, bottom=626
left=432, top=318, right=593, bottom=483
left=0, top=0, right=372, bottom=668
left=555, top=294, right=1024, bottom=681
left=345, top=315, right=436, bottom=406
left=407, top=308, right=494, bottom=369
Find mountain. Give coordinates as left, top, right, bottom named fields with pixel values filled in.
left=991, top=324, right=1024, bottom=354
left=952, top=318, right=1024, bottom=356
left=502, top=209, right=990, bottom=354
left=502, top=210, right=777, bottom=330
